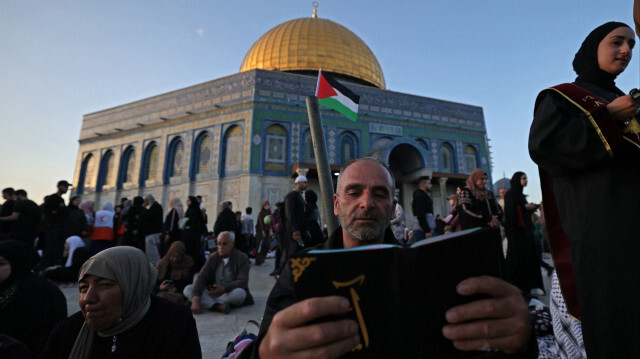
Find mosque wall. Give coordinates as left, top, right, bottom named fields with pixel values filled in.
left=72, top=70, right=493, bottom=228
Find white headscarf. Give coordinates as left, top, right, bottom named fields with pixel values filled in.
left=65, top=236, right=85, bottom=267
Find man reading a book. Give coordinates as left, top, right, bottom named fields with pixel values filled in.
left=240, top=158, right=535, bottom=358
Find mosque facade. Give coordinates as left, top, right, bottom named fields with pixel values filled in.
left=71, top=11, right=493, bottom=227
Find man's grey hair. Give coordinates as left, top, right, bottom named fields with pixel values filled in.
left=145, top=194, right=155, bottom=203
left=335, top=157, right=396, bottom=194
left=219, top=231, right=235, bottom=242
left=220, top=201, right=230, bottom=209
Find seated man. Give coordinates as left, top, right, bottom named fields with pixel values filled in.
left=239, top=158, right=536, bottom=358
left=184, top=231, right=253, bottom=314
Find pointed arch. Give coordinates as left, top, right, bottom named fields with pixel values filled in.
left=338, top=131, right=358, bottom=165
left=164, top=137, right=184, bottom=183
left=190, top=131, right=212, bottom=180
left=439, top=142, right=456, bottom=173
left=77, top=153, right=95, bottom=194
left=220, top=125, right=243, bottom=176
left=463, top=145, right=478, bottom=174
left=303, top=129, right=315, bottom=163
left=264, top=124, right=288, bottom=172
left=139, top=141, right=159, bottom=187
left=265, top=124, right=287, bottom=163
left=117, top=146, right=136, bottom=190
left=96, top=150, right=114, bottom=192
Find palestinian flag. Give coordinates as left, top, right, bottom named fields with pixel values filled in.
left=315, top=69, right=360, bottom=122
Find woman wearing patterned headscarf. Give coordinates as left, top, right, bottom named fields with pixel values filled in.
left=0, top=240, right=67, bottom=358
left=503, top=172, right=544, bottom=296
left=457, top=168, right=502, bottom=230
left=529, top=22, right=639, bottom=357
left=40, top=246, right=201, bottom=358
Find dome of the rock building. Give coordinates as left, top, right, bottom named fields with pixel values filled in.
left=240, top=10, right=385, bottom=89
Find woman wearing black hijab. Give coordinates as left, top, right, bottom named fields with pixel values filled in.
left=123, top=196, right=146, bottom=250
left=503, top=172, right=543, bottom=295
left=529, top=22, right=640, bottom=357
left=183, top=196, right=207, bottom=272
left=0, top=240, right=67, bottom=358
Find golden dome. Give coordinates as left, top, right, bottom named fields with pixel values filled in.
left=240, top=14, right=385, bottom=89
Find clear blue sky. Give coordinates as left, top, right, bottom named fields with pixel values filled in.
left=1, top=0, right=637, bottom=203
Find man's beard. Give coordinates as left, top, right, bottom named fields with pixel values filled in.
left=342, top=211, right=390, bottom=244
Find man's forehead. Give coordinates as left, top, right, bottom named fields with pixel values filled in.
left=340, top=161, right=393, bottom=189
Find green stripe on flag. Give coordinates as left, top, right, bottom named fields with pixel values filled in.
left=318, top=97, right=358, bottom=122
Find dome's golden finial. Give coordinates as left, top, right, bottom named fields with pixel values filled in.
left=312, top=2, right=319, bottom=18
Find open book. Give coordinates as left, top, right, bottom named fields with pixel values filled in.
left=289, top=227, right=504, bottom=358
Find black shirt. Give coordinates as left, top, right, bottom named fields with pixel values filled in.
left=43, top=193, right=66, bottom=229
left=0, top=199, right=16, bottom=233
left=13, top=199, right=40, bottom=235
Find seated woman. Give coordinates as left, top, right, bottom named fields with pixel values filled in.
left=0, top=240, right=67, bottom=359
left=154, top=241, right=194, bottom=304
left=43, top=236, right=92, bottom=283
left=40, top=246, right=201, bottom=358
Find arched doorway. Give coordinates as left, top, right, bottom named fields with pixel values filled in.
left=388, top=144, right=431, bottom=229
left=388, top=144, right=423, bottom=183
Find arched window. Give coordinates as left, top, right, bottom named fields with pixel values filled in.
left=221, top=125, right=243, bottom=175
left=339, top=131, right=358, bottom=164
left=439, top=143, right=455, bottom=173
left=117, top=146, right=135, bottom=189
left=164, top=137, right=184, bottom=182
left=77, top=154, right=95, bottom=194
left=96, top=150, right=114, bottom=192
left=303, top=130, right=315, bottom=163
left=193, top=132, right=212, bottom=177
left=265, top=124, right=287, bottom=172
left=265, top=125, right=287, bottom=163
left=140, top=142, right=159, bottom=186
left=464, top=145, right=478, bottom=174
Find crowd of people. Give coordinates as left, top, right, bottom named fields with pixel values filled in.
left=398, top=169, right=552, bottom=301
left=0, top=176, right=333, bottom=357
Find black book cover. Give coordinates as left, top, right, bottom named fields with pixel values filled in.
left=289, top=227, right=504, bottom=358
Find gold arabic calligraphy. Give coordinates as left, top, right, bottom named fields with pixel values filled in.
left=333, top=275, right=369, bottom=350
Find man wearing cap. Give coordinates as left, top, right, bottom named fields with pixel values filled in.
left=38, top=180, right=70, bottom=270
left=278, top=175, right=307, bottom=275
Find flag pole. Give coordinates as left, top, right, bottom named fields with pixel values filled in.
left=306, top=95, right=340, bottom=235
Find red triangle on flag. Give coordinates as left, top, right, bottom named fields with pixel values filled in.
left=317, top=74, right=338, bottom=99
